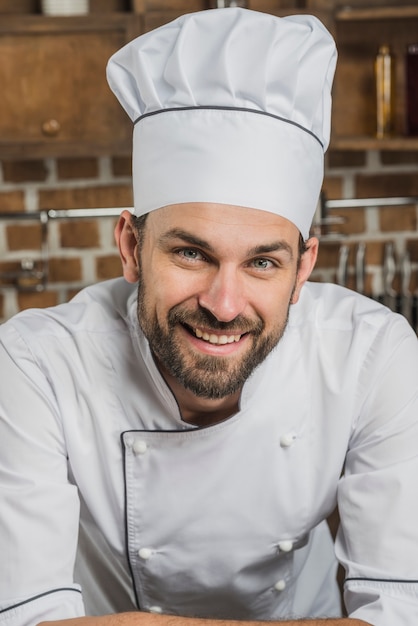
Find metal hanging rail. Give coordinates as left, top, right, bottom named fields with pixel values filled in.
left=312, top=194, right=418, bottom=238
left=46, top=207, right=132, bottom=219
left=0, top=196, right=417, bottom=222
left=0, top=207, right=131, bottom=221
left=325, top=196, right=418, bottom=209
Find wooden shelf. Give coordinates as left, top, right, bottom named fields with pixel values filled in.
left=0, top=13, right=141, bottom=34
left=331, top=4, right=418, bottom=147
left=335, top=5, right=418, bottom=22
left=0, top=13, right=140, bottom=160
left=331, top=135, right=418, bottom=151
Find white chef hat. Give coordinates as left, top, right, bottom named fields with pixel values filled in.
left=107, top=8, right=337, bottom=239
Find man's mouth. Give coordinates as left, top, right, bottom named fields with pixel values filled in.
left=193, top=327, right=242, bottom=345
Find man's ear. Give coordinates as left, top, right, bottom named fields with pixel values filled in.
left=291, top=236, right=319, bottom=304
left=114, top=210, right=140, bottom=283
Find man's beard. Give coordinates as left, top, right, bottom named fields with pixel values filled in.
left=137, top=284, right=291, bottom=400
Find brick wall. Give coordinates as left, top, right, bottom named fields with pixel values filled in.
left=1, top=150, right=418, bottom=323
left=0, top=155, right=132, bottom=321
left=317, top=149, right=418, bottom=300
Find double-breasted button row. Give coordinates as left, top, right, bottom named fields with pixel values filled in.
left=274, top=539, right=292, bottom=591
left=138, top=548, right=163, bottom=612
left=130, top=434, right=296, bottom=450
left=129, top=433, right=291, bottom=607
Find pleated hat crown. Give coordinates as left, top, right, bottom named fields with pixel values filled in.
left=107, top=8, right=337, bottom=239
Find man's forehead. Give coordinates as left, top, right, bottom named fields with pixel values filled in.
left=148, top=202, right=300, bottom=232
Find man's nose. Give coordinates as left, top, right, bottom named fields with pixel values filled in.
left=197, top=266, right=247, bottom=323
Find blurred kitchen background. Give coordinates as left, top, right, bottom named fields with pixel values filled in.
left=1, top=0, right=418, bottom=332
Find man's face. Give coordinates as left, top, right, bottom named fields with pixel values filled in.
left=133, top=203, right=316, bottom=400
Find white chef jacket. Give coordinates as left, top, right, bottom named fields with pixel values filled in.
left=0, top=278, right=417, bottom=626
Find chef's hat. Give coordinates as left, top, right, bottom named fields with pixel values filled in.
left=107, top=8, right=337, bottom=239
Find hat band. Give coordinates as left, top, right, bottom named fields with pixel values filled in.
left=131, top=107, right=324, bottom=240
left=134, top=105, right=323, bottom=149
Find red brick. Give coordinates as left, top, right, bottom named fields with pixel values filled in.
left=2, top=160, right=47, bottom=183
left=96, top=255, right=123, bottom=280
left=381, top=151, right=418, bottom=166
left=48, top=257, right=82, bottom=283
left=59, top=220, right=100, bottom=248
left=315, top=241, right=342, bottom=270
left=17, top=290, right=58, bottom=312
left=322, top=177, right=343, bottom=200
left=39, top=185, right=133, bottom=211
left=0, top=191, right=26, bottom=213
left=327, top=150, right=366, bottom=169
left=112, top=156, right=132, bottom=177
left=356, top=173, right=418, bottom=198
left=6, top=224, right=43, bottom=251
left=56, top=158, right=99, bottom=180
left=379, top=205, right=417, bottom=233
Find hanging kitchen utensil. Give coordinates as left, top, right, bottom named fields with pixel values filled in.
left=355, top=242, right=366, bottom=295
left=382, top=242, right=397, bottom=311
left=400, top=250, right=413, bottom=325
left=336, top=244, right=349, bottom=287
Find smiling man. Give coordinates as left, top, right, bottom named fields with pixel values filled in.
left=116, top=203, right=317, bottom=425
left=1, top=7, right=418, bottom=626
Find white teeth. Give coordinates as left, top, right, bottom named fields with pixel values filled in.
left=194, top=328, right=241, bottom=345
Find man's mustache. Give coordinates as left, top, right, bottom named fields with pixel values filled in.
left=167, top=305, right=264, bottom=335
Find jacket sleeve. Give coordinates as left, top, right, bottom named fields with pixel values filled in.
left=0, top=323, right=85, bottom=625
left=336, top=315, right=418, bottom=625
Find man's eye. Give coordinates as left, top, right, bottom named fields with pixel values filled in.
left=178, top=248, right=203, bottom=260
left=252, top=258, right=272, bottom=270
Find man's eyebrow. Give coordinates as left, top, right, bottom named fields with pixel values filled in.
left=158, top=229, right=215, bottom=251
left=158, top=228, right=294, bottom=259
left=248, top=241, right=294, bottom=259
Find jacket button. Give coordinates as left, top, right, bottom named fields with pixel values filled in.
left=274, top=579, right=286, bottom=591
left=279, top=433, right=295, bottom=448
left=138, top=547, right=153, bottom=560
left=278, top=540, right=293, bottom=552
left=133, top=439, right=148, bottom=455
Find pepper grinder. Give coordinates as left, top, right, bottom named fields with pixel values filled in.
left=375, top=44, right=395, bottom=138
